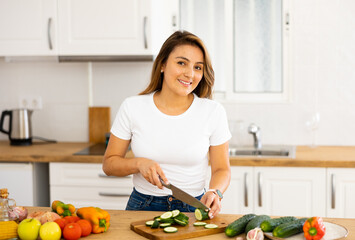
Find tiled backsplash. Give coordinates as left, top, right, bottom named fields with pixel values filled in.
left=1, top=0, right=354, bottom=146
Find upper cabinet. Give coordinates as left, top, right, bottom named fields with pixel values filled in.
left=0, top=0, right=57, bottom=56
left=0, top=0, right=179, bottom=58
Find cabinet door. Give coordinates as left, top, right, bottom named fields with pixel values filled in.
left=221, top=167, right=254, bottom=214
left=0, top=0, right=57, bottom=56
left=0, top=163, right=34, bottom=206
left=254, top=167, right=326, bottom=217
left=327, top=168, right=355, bottom=218
left=58, top=0, right=151, bottom=55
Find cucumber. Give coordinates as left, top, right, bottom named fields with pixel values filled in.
left=145, top=220, right=155, bottom=226
left=164, top=226, right=178, bottom=233
left=160, top=211, right=173, bottom=219
left=245, top=215, right=271, bottom=233
left=193, top=221, right=207, bottom=226
left=205, top=224, right=218, bottom=229
left=151, top=219, right=160, bottom=228
left=272, top=218, right=307, bottom=238
left=195, top=208, right=209, bottom=221
left=159, top=223, right=172, bottom=228
left=174, top=213, right=189, bottom=222
left=225, top=214, right=257, bottom=237
left=160, top=218, right=175, bottom=224
left=260, top=216, right=297, bottom=232
left=172, top=210, right=180, bottom=217
left=174, top=218, right=188, bottom=226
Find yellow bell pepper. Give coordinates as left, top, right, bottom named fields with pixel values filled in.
left=76, top=207, right=110, bottom=233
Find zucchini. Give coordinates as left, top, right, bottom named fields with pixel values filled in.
left=172, top=210, right=180, bottom=217
left=272, top=218, right=307, bottom=238
left=195, top=208, right=209, bottom=221
left=193, top=222, right=207, bottom=226
left=205, top=224, right=218, bottom=229
left=159, top=223, right=172, bottom=228
left=151, top=219, right=160, bottom=229
left=160, top=211, right=173, bottom=219
left=160, top=218, right=175, bottom=224
left=174, top=213, right=189, bottom=222
left=164, top=226, right=178, bottom=233
left=260, top=216, right=297, bottom=232
left=145, top=220, right=155, bottom=226
left=174, top=218, right=188, bottom=226
left=245, top=215, right=271, bottom=233
left=225, top=214, right=256, bottom=237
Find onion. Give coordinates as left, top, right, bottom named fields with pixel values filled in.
left=8, top=206, right=28, bottom=222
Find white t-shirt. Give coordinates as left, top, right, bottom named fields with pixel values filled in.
left=111, top=92, right=231, bottom=197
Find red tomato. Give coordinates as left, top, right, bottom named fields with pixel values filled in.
left=54, top=218, right=68, bottom=231
left=64, top=215, right=80, bottom=223
left=77, top=219, right=92, bottom=237
left=63, top=223, right=82, bottom=240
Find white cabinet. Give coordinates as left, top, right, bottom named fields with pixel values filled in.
left=254, top=167, right=326, bottom=217
left=0, top=0, right=57, bottom=56
left=0, top=0, right=178, bottom=57
left=219, top=167, right=326, bottom=217
left=327, top=168, right=355, bottom=218
left=49, top=163, right=133, bottom=210
left=0, top=162, right=49, bottom=207
left=58, top=0, right=151, bottom=56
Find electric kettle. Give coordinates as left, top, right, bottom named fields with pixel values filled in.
left=0, top=109, right=33, bottom=146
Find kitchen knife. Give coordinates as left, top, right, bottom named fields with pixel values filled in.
left=159, top=177, right=210, bottom=212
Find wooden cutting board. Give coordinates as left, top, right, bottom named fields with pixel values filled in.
left=130, top=212, right=233, bottom=240
left=89, top=107, right=111, bottom=143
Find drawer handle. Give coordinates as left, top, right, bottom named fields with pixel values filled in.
left=258, top=172, right=262, bottom=207
left=244, top=172, right=248, bottom=207
left=47, top=18, right=53, bottom=50
left=98, top=173, right=130, bottom=178
left=143, top=16, right=148, bottom=49
left=99, top=192, right=130, bottom=197
left=331, top=174, right=336, bottom=209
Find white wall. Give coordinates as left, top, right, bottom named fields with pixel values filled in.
left=0, top=0, right=354, bottom=146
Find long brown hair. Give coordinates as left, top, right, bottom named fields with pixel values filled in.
left=139, top=30, right=214, bottom=99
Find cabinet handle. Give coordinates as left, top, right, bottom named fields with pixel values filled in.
left=98, top=173, right=130, bottom=178
left=47, top=18, right=53, bottom=50
left=99, top=192, right=130, bottom=197
left=244, top=172, right=248, bottom=207
left=258, top=172, right=262, bottom=207
left=143, top=16, right=148, bottom=49
left=331, top=173, right=335, bottom=209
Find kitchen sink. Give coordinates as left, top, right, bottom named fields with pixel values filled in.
left=229, top=145, right=296, bottom=158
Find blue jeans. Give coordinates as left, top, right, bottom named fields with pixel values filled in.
left=125, top=188, right=203, bottom=212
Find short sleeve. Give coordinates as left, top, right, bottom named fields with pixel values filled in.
left=111, top=99, right=132, bottom=140
left=210, top=104, right=232, bottom=146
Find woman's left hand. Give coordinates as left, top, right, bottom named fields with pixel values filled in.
left=200, top=191, right=221, bottom=219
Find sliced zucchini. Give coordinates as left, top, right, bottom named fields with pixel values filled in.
left=193, top=221, right=207, bottom=226
left=160, top=218, right=175, bottom=224
left=174, top=213, right=189, bottom=221
left=164, top=226, right=178, bottom=233
left=151, top=219, right=160, bottom=228
left=160, top=211, right=173, bottom=219
left=145, top=220, right=155, bottom=226
left=205, top=224, right=218, bottom=229
left=172, top=209, right=180, bottom=217
left=195, top=208, right=209, bottom=221
left=174, top=218, right=188, bottom=226
left=159, top=223, right=172, bottom=228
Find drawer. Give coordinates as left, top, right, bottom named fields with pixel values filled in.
left=50, top=162, right=132, bottom=187
left=50, top=186, right=132, bottom=210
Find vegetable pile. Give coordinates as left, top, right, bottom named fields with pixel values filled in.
left=225, top=214, right=326, bottom=240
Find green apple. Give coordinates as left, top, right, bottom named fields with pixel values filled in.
left=17, top=218, right=41, bottom=240
left=39, top=222, right=61, bottom=240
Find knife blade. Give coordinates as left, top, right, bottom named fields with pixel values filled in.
left=159, top=177, right=210, bottom=211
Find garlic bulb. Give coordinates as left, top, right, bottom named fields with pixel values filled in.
left=246, top=227, right=264, bottom=240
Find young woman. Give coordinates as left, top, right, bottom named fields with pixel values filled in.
left=103, top=31, right=231, bottom=219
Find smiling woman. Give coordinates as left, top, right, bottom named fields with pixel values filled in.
left=102, top=31, right=231, bottom=219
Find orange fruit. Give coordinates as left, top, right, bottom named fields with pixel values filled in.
left=63, top=223, right=82, bottom=240
left=77, top=219, right=92, bottom=236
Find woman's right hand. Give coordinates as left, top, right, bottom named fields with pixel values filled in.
left=137, top=158, right=169, bottom=189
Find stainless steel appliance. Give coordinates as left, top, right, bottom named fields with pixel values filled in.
left=0, top=109, right=33, bottom=146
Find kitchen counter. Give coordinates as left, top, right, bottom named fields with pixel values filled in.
left=1, top=141, right=355, bottom=167
left=26, top=207, right=354, bottom=239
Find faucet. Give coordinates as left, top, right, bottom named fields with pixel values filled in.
left=248, top=123, right=262, bottom=150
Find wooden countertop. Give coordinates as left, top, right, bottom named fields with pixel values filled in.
left=27, top=207, right=353, bottom=239
left=1, top=141, right=355, bottom=167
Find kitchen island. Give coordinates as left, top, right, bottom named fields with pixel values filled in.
left=27, top=207, right=354, bottom=239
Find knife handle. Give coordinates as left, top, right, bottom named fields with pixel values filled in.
left=159, top=176, right=170, bottom=188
